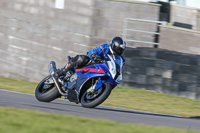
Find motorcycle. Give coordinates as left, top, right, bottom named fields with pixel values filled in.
left=35, top=54, right=123, bottom=108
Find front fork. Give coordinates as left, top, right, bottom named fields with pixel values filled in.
left=87, top=78, right=104, bottom=94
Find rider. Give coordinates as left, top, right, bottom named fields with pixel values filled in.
left=56, top=37, right=126, bottom=82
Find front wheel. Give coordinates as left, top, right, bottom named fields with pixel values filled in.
left=35, top=75, right=61, bottom=102
left=81, top=82, right=112, bottom=108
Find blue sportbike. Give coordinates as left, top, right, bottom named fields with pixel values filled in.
left=35, top=54, right=123, bottom=108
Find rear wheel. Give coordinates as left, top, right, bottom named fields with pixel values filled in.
left=81, top=82, right=112, bottom=108
left=35, top=75, right=61, bottom=102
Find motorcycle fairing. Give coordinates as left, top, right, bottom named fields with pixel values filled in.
left=66, top=63, right=115, bottom=103
left=67, top=89, right=79, bottom=103
left=65, top=60, right=117, bottom=103
left=75, top=63, right=115, bottom=92
left=75, top=63, right=108, bottom=79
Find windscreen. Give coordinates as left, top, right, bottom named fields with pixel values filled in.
left=113, top=55, right=123, bottom=74
left=105, top=54, right=123, bottom=82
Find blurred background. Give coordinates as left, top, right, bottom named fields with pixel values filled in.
left=1, top=0, right=200, bottom=100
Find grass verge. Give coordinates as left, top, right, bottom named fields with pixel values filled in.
left=104, top=87, right=200, bottom=117
left=0, top=107, right=199, bottom=133
left=0, top=77, right=200, bottom=117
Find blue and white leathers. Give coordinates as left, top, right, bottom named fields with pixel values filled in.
left=87, top=43, right=125, bottom=67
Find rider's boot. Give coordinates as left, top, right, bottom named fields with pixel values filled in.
left=56, top=56, right=74, bottom=77
left=56, top=55, right=90, bottom=77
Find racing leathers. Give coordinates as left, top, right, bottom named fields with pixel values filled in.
left=56, top=43, right=125, bottom=82
left=88, top=43, right=125, bottom=84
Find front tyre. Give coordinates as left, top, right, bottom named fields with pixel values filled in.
left=81, top=83, right=112, bottom=108
left=35, top=75, right=61, bottom=102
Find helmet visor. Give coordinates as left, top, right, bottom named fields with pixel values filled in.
left=113, top=46, right=124, bottom=55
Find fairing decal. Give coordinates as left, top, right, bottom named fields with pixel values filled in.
left=76, top=67, right=105, bottom=74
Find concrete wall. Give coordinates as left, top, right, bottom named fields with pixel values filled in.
left=0, top=0, right=160, bottom=82
left=122, top=47, right=200, bottom=100
left=0, top=0, right=94, bottom=81
left=159, top=4, right=200, bottom=58
left=91, top=0, right=160, bottom=48
left=170, top=3, right=200, bottom=30
left=159, top=25, right=200, bottom=55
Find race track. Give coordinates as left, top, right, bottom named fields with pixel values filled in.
left=0, top=89, right=200, bottom=131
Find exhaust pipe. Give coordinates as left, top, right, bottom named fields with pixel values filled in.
left=52, top=74, right=68, bottom=96
left=48, top=61, right=67, bottom=96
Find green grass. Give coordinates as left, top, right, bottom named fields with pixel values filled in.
left=0, top=76, right=200, bottom=117
left=0, top=77, right=37, bottom=94
left=0, top=107, right=199, bottom=133
left=104, top=87, right=200, bottom=117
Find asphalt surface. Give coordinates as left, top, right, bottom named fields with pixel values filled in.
left=0, top=89, right=200, bottom=131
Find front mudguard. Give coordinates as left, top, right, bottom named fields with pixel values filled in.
left=93, top=76, right=116, bottom=91
left=94, top=78, right=104, bottom=91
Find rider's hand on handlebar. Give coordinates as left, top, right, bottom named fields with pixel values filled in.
left=91, top=54, right=103, bottom=63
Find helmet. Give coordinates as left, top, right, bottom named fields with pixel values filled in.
left=110, top=37, right=126, bottom=56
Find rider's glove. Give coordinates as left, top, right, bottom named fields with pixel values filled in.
left=90, top=54, right=103, bottom=63
left=55, top=68, right=66, bottom=77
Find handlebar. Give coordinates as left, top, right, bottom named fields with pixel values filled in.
left=91, top=59, right=105, bottom=64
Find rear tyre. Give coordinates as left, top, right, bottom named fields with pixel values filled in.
left=35, top=75, right=61, bottom=102
left=81, top=82, right=112, bottom=108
